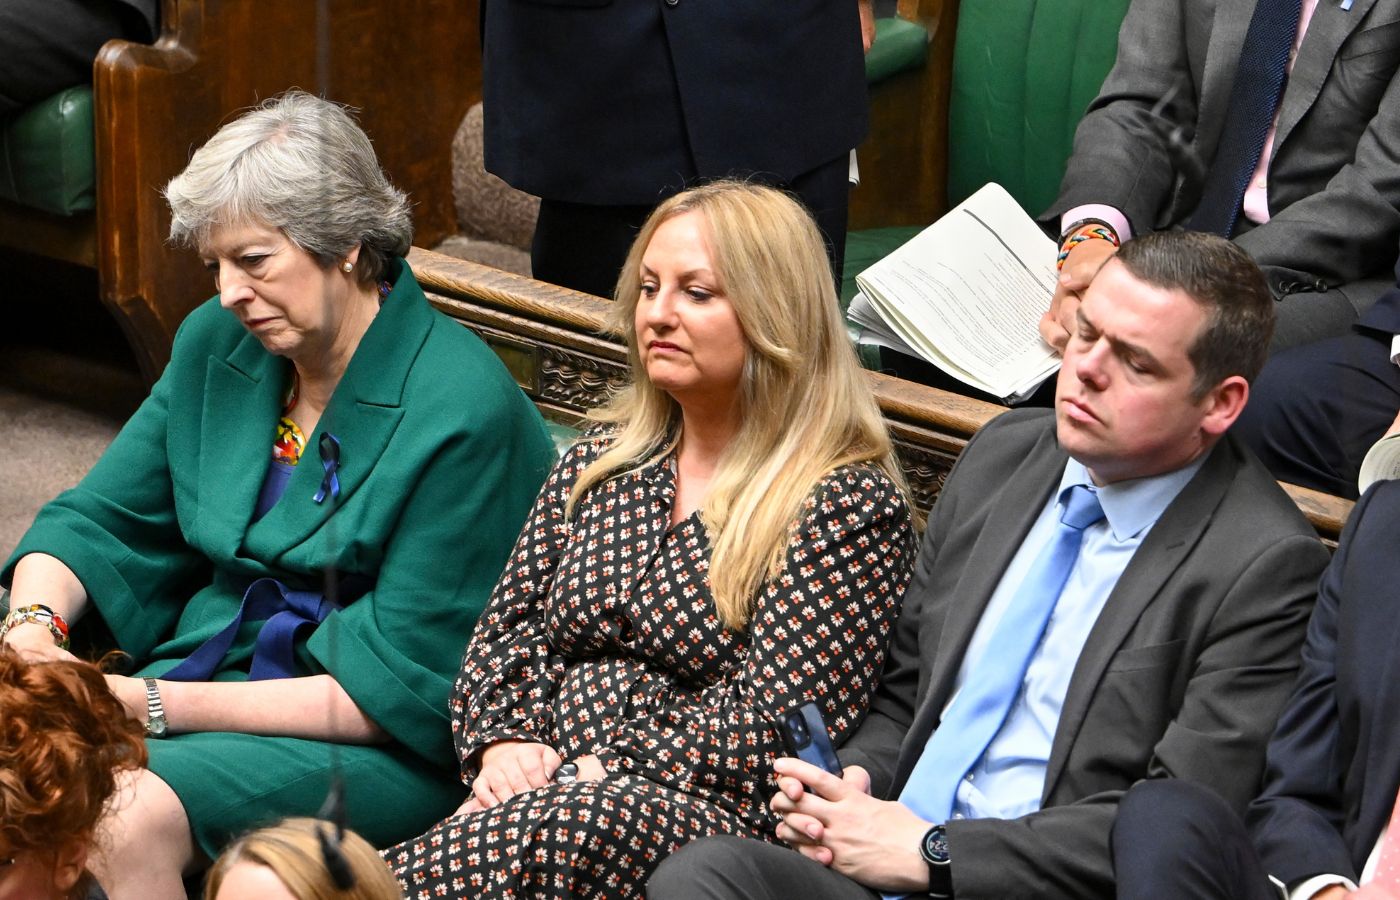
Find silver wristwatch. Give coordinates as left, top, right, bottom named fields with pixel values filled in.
left=143, top=677, right=168, bottom=738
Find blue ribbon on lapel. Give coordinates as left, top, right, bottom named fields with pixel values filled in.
left=314, top=432, right=341, bottom=504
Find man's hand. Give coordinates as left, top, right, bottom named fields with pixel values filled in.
left=1343, top=886, right=1400, bottom=899
left=1042, top=239, right=1118, bottom=353
left=859, top=0, right=876, bottom=52
left=768, top=758, right=929, bottom=894
left=472, top=740, right=562, bottom=809
left=1, top=621, right=78, bottom=662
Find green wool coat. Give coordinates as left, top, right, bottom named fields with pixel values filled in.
left=2, top=260, right=556, bottom=854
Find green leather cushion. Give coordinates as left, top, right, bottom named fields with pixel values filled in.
left=947, top=0, right=1129, bottom=218
left=0, top=86, right=97, bottom=216
left=866, top=16, right=930, bottom=85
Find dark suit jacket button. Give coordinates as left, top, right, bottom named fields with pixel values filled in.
left=664, top=0, right=678, bottom=5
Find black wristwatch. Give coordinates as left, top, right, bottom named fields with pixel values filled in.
left=920, top=824, right=952, bottom=898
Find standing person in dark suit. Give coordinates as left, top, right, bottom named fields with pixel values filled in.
left=1113, top=476, right=1400, bottom=900
left=1042, top=0, right=1400, bottom=357
left=648, top=230, right=1330, bottom=900
left=480, top=0, right=872, bottom=297
left=0, top=0, right=157, bottom=114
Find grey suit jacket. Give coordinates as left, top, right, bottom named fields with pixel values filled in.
left=841, top=410, right=1330, bottom=899
left=1045, top=0, right=1400, bottom=316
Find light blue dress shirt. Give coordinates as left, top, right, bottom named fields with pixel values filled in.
left=943, top=454, right=1206, bottom=822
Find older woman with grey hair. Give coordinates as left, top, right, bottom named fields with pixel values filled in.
left=0, top=90, right=556, bottom=899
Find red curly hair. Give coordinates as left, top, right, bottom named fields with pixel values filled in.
left=0, top=651, right=148, bottom=861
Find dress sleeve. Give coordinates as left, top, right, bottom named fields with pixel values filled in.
left=595, top=466, right=915, bottom=818
left=2, top=326, right=206, bottom=655
left=305, top=384, right=557, bottom=767
left=451, top=437, right=605, bottom=780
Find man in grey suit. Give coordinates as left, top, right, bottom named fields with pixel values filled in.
left=647, top=231, right=1330, bottom=899
left=1042, top=0, right=1400, bottom=356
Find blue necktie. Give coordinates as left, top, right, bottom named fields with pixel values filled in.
left=889, top=484, right=1105, bottom=884
left=1188, top=0, right=1302, bottom=237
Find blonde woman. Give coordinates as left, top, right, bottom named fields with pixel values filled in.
left=386, top=181, right=917, bottom=897
left=205, top=818, right=400, bottom=900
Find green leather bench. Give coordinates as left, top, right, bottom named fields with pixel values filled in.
left=0, top=87, right=96, bottom=218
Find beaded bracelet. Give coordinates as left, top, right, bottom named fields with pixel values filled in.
left=1056, top=226, right=1121, bottom=271
left=0, top=603, right=71, bottom=650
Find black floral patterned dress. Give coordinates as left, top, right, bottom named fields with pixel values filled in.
left=385, top=433, right=915, bottom=898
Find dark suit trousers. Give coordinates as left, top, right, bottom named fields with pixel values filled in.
left=1113, top=780, right=1279, bottom=900
left=1233, top=329, right=1400, bottom=500
left=531, top=153, right=852, bottom=299
left=646, top=836, right=884, bottom=900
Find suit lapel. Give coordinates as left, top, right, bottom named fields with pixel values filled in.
left=1196, top=0, right=1259, bottom=160
left=195, top=332, right=285, bottom=558
left=1274, top=0, right=1377, bottom=154
left=242, top=265, right=428, bottom=560
left=1355, top=555, right=1400, bottom=846
left=1040, top=441, right=1237, bottom=801
left=891, top=428, right=1065, bottom=791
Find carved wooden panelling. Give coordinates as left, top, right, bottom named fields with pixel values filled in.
left=893, top=438, right=957, bottom=517
left=539, top=345, right=628, bottom=415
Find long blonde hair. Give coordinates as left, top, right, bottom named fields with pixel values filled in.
left=567, top=180, right=913, bottom=630
left=204, top=818, right=402, bottom=900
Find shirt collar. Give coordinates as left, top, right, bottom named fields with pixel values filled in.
left=1058, top=452, right=1209, bottom=542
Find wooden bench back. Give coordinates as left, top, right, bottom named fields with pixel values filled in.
left=407, top=247, right=1353, bottom=546
left=0, top=0, right=481, bottom=382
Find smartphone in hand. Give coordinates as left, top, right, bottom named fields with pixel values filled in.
left=776, top=701, right=843, bottom=778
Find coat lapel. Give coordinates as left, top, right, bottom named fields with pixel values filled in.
left=195, top=331, right=286, bottom=558
left=1273, top=0, right=1377, bottom=155
left=242, top=266, right=429, bottom=561
left=1040, top=440, right=1237, bottom=801
left=891, top=428, right=1065, bottom=791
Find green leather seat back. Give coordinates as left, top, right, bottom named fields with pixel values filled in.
left=0, top=86, right=97, bottom=216
left=866, top=16, right=930, bottom=85
left=947, top=0, right=1130, bottom=217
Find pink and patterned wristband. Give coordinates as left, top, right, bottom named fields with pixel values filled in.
left=1056, top=226, right=1121, bottom=271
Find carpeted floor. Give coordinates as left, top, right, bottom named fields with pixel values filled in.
left=0, top=252, right=144, bottom=562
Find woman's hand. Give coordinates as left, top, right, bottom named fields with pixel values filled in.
left=472, top=740, right=563, bottom=809
left=454, top=751, right=606, bottom=818
left=574, top=754, right=606, bottom=782
left=0, top=621, right=78, bottom=662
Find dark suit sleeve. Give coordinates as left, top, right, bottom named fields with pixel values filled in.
left=839, top=415, right=1002, bottom=798
left=838, top=516, right=940, bottom=797
left=1041, top=0, right=1194, bottom=232
left=946, top=529, right=1327, bottom=899
left=1235, top=64, right=1400, bottom=304
left=1244, top=488, right=1378, bottom=888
